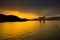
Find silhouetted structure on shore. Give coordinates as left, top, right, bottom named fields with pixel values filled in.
left=39, top=16, right=46, bottom=24
left=33, top=16, right=60, bottom=24
left=0, top=14, right=28, bottom=22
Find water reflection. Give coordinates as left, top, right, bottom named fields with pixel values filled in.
left=0, top=21, right=39, bottom=39
left=0, top=21, right=60, bottom=40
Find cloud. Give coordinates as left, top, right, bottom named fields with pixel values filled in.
left=46, top=8, right=60, bottom=16
left=0, top=0, right=60, bottom=16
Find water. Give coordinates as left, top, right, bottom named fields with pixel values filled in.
left=0, top=21, right=60, bottom=40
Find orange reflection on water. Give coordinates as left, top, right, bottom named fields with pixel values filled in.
left=1, top=21, right=39, bottom=38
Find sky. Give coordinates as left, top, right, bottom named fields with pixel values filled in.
left=0, top=0, right=60, bottom=17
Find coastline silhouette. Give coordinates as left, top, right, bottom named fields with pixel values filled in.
left=0, top=14, right=28, bottom=22
left=0, top=14, right=60, bottom=23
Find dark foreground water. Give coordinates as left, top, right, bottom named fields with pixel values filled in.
left=0, top=21, right=60, bottom=40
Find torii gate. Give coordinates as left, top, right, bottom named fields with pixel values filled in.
left=39, top=16, right=46, bottom=24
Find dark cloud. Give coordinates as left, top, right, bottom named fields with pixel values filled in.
left=46, top=8, right=60, bottom=16
left=0, top=0, right=60, bottom=16
left=0, top=0, right=60, bottom=8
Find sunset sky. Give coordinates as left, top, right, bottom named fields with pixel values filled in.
left=0, top=0, right=60, bottom=18
left=0, top=0, right=60, bottom=39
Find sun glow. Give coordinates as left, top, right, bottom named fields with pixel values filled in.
left=1, top=10, right=39, bottom=19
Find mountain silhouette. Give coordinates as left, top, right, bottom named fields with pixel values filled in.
left=0, top=14, right=28, bottom=22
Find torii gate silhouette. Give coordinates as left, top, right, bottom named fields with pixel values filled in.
left=39, top=16, right=46, bottom=24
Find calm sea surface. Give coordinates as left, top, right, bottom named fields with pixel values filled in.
left=0, top=21, right=60, bottom=40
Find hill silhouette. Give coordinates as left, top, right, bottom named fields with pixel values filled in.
left=0, top=14, right=28, bottom=22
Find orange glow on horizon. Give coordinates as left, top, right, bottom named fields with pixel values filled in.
left=0, top=10, right=41, bottom=19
